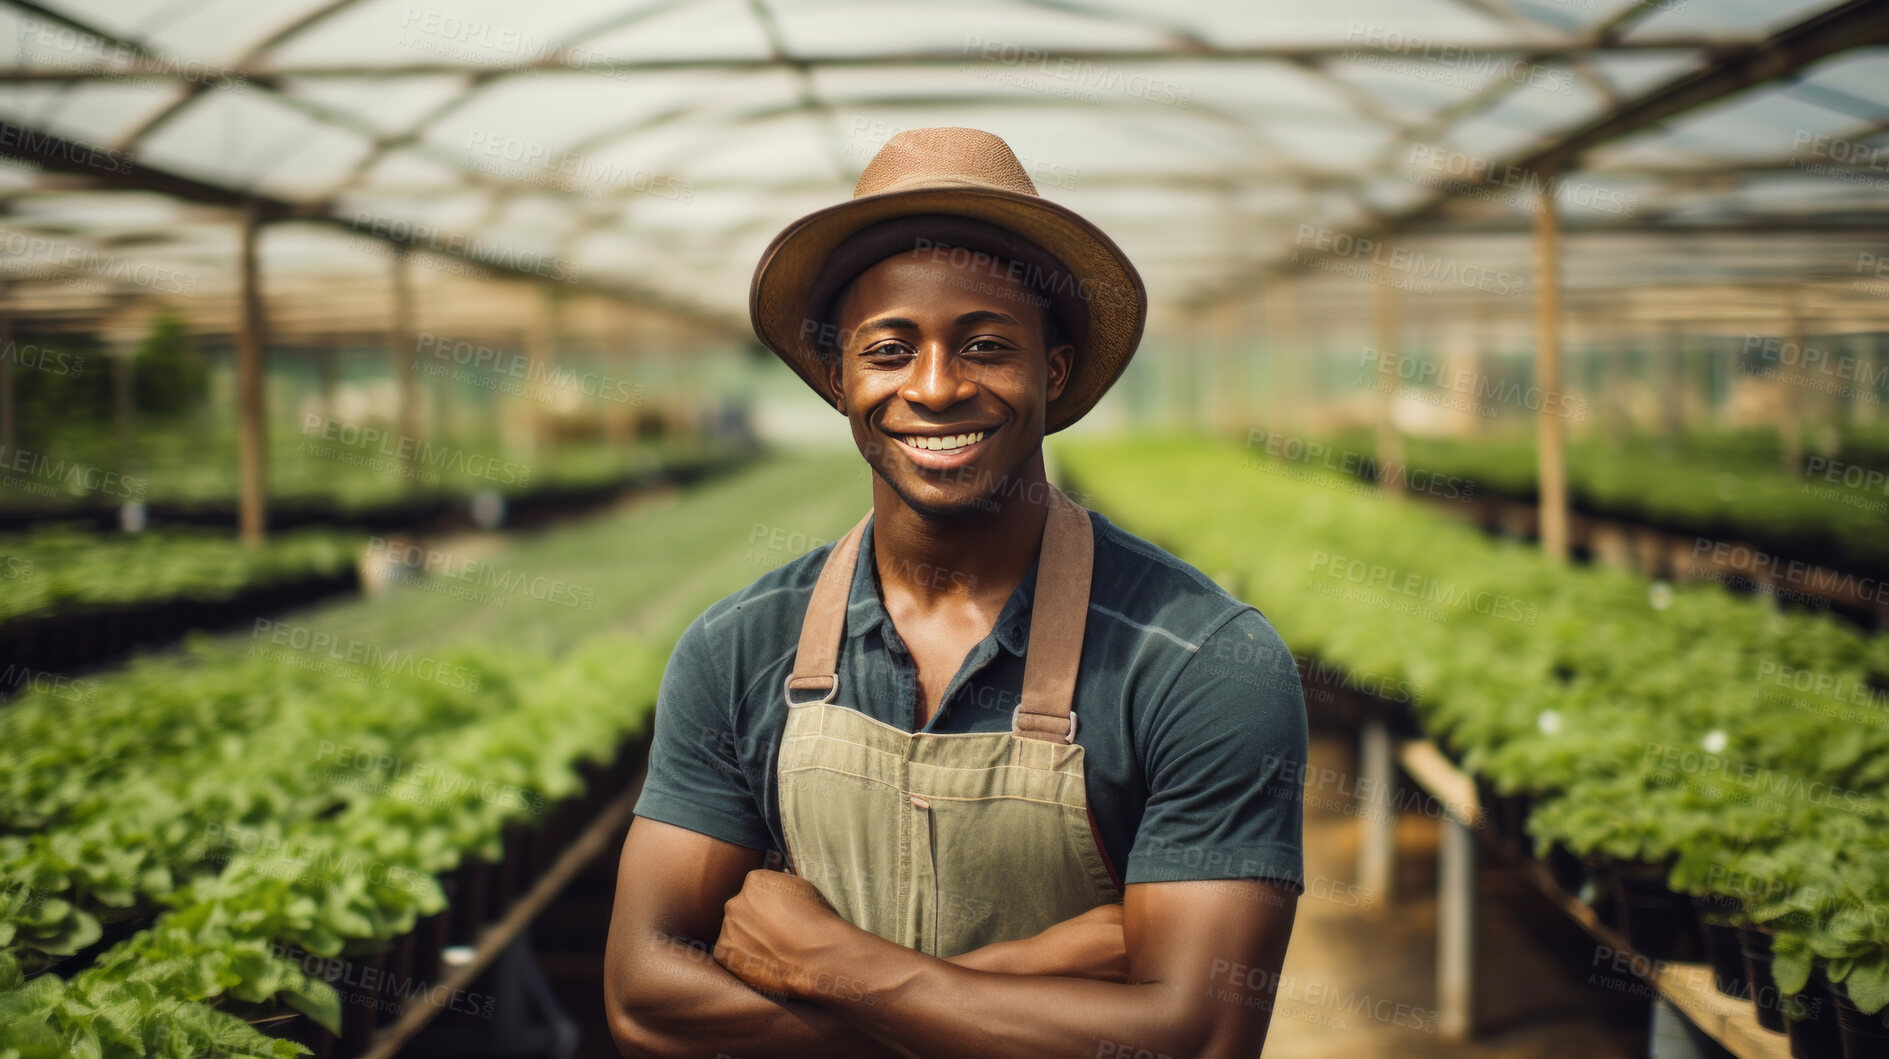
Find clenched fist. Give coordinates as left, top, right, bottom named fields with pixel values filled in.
left=714, top=869, right=852, bottom=1001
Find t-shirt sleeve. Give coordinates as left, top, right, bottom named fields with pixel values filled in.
left=1125, top=607, right=1307, bottom=891
left=631, top=610, right=774, bottom=850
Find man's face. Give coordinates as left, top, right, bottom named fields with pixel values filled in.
left=825, top=247, right=1074, bottom=518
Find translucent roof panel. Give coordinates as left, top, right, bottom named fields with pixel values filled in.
left=0, top=0, right=1882, bottom=335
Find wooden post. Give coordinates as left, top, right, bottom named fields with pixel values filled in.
left=1533, top=176, right=1569, bottom=561
left=113, top=339, right=133, bottom=475
left=529, top=286, right=564, bottom=457
left=236, top=203, right=268, bottom=548
left=619, top=302, right=649, bottom=441
left=184, top=325, right=210, bottom=443
left=0, top=309, right=13, bottom=458
left=1779, top=291, right=1805, bottom=475
left=1862, top=335, right=1886, bottom=424
left=1439, top=318, right=1480, bottom=436
left=1172, top=317, right=1201, bottom=430
left=1661, top=323, right=1686, bottom=440
left=318, top=341, right=339, bottom=421
left=1468, top=306, right=1496, bottom=437
left=1263, top=281, right=1299, bottom=433
left=1602, top=327, right=1632, bottom=435
left=1840, top=334, right=1868, bottom=427
left=1373, top=264, right=1403, bottom=494
left=1696, top=328, right=1719, bottom=428
left=1211, top=299, right=1244, bottom=435
left=391, top=247, right=419, bottom=488
left=431, top=335, right=453, bottom=445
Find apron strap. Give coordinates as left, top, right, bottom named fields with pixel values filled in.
left=785, top=486, right=1094, bottom=741
left=785, top=509, right=872, bottom=704
left=1012, top=486, right=1093, bottom=743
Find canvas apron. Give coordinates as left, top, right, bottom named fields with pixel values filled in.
left=776, top=486, right=1120, bottom=959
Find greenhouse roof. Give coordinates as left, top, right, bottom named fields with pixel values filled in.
left=1, top=0, right=1886, bottom=340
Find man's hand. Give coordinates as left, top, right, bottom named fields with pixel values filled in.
left=605, top=821, right=904, bottom=1058
left=718, top=869, right=1133, bottom=989
left=715, top=869, right=856, bottom=1000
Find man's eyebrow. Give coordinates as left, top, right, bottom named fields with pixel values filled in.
left=956, top=310, right=1022, bottom=328
left=854, top=315, right=918, bottom=334
left=849, top=310, right=1023, bottom=338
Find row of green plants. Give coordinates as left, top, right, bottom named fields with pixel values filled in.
left=1668, top=424, right=1889, bottom=474
left=1, top=423, right=719, bottom=516
left=1, top=634, right=664, bottom=1059
left=1550, top=425, right=1889, bottom=475
left=1058, top=436, right=1889, bottom=1015
left=0, top=527, right=359, bottom=626
left=0, top=452, right=868, bottom=1057
left=0, top=638, right=511, bottom=965
left=1306, top=430, right=1889, bottom=577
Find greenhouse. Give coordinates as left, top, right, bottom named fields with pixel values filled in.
left=2, top=0, right=1889, bottom=1057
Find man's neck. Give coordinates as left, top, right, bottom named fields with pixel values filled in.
left=869, top=451, right=1053, bottom=609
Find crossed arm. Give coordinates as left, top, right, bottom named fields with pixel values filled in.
left=604, top=817, right=1299, bottom=1059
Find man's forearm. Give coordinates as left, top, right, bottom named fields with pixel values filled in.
left=807, top=942, right=1219, bottom=1059
left=711, top=873, right=1290, bottom=1058
left=610, top=932, right=906, bottom=1058
left=614, top=903, right=1115, bottom=1056
left=945, top=903, right=1128, bottom=981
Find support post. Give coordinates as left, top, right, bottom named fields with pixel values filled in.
left=1603, top=328, right=1633, bottom=435
left=391, top=247, right=418, bottom=488
left=1263, top=280, right=1299, bottom=434
left=615, top=303, right=653, bottom=444
left=236, top=203, right=268, bottom=548
left=1437, top=809, right=1478, bottom=1041
left=1358, top=718, right=1396, bottom=909
left=1441, top=317, right=1482, bottom=436
left=1661, top=323, right=1686, bottom=440
left=0, top=309, right=13, bottom=457
left=1470, top=306, right=1498, bottom=437
left=1373, top=264, right=1404, bottom=495
left=318, top=341, right=339, bottom=421
left=1172, top=318, right=1202, bottom=429
left=1532, top=176, right=1569, bottom=561
left=1779, top=291, right=1804, bottom=475
left=1211, top=299, right=1244, bottom=435
left=1861, top=335, right=1885, bottom=424
left=529, top=286, right=564, bottom=458
left=184, top=325, right=209, bottom=442
left=113, top=340, right=133, bottom=480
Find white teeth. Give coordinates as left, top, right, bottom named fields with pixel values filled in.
left=904, top=431, right=985, bottom=453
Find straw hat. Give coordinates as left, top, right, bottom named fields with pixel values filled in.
left=749, top=126, right=1146, bottom=434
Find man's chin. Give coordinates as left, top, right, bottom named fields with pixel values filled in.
left=881, top=469, right=1001, bottom=519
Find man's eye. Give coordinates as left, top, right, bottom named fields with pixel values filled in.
left=966, top=339, right=1010, bottom=354
left=864, top=342, right=912, bottom=358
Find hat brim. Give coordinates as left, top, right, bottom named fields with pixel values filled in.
left=750, top=186, right=1146, bottom=434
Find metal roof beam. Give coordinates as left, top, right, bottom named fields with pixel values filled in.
left=0, top=35, right=1772, bottom=83
left=0, top=119, right=744, bottom=334
left=1190, top=0, right=1889, bottom=305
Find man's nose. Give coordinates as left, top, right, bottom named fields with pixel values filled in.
left=899, top=344, right=978, bottom=410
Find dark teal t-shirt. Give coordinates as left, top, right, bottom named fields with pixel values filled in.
left=632, top=506, right=1307, bottom=891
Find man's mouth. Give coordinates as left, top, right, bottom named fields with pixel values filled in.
left=889, top=427, right=995, bottom=469
left=897, top=430, right=987, bottom=453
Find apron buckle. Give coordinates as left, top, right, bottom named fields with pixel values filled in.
left=1013, top=704, right=1078, bottom=743
left=784, top=672, right=840, bottom=706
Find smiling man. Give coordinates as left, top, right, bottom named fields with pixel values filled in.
left=604, top=127, right=1307, bottom=1058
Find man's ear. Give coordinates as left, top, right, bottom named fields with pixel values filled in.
left=825, top=355, right=845, bottom=410
left=1045, top=343, right=1076, bottom=403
